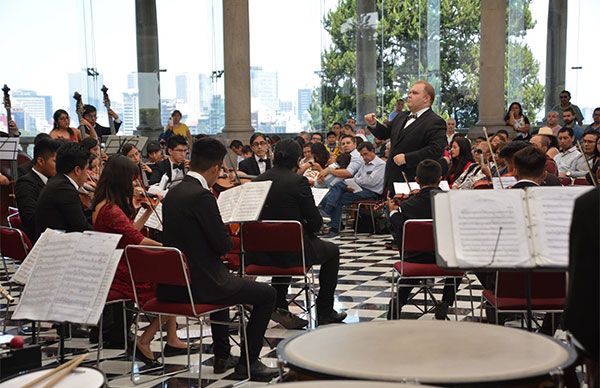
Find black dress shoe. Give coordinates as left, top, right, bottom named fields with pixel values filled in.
left=163, top=343, right=202, bottom=357
left=231, top=359, right=279, bottom=380
left=270, top=308, right=308, bottom=329
left=128, top=344, right=159, bottom=367
left=434, top=301, right=449, bottom=320
left=317, top=310, right=347, bottom=326
left=213, top=354, right=240, bottom=374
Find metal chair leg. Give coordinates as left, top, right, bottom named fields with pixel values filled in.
left=369, top=204, right=376, bottom=235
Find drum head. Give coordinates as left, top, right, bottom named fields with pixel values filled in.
left=0, top=366, right=106, bottom=388
left=278, top=381, right=438, bottom=387
left=277, top=321, right=575, bottom=384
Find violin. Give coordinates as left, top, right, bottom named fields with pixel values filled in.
left=373, top=189, right=421, bottom=211
left=214, top=167, right=253, bottom=193
left=133, top=191, right=160, bottom=209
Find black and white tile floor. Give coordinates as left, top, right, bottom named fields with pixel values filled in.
left=0, top=232, right=555, bottom=387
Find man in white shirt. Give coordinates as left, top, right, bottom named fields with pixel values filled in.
left=554, top=127, right=587, bottom=178
left=320, top=142, right=385, bottom=237
left=317, top=134, right=364, bottom=188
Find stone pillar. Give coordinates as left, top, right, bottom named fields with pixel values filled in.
left=135, top=0, right=162, bottom=138
left=470, top=0, right=510, bottom=138
left=355, top=0, right=377, bottom=128
left=221, top=0, right=253, bottom=146
left=544, top=0, right=567, bottom=115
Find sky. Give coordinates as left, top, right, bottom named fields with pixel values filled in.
left=1, top=0, right=597, bottom=121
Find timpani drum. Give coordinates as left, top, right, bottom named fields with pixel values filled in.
left=277, top=381, right=439, bottom=387
left=0, top=366, right=107, bottom=387
left=277, top=321, right=576, bottom=386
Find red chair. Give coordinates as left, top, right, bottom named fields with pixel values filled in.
left=6, top=207, right=21, bottom=230
left=221, top=234, right=241, bottom=271
left=558, top=177, right=573, bottom=186
left=95, top=289, right=131, bottom=365
left=480, top=271, right=566, bottom=329
left=240, top=220, right=316, bottom=327
left=572, top=178, right=592, bottom=186
left=125, top=245, right=250, bottom=384
left=391, top=219, right=474, bottom=320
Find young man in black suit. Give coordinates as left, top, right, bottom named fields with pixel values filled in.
left=365, top=80, right=447, bottom=193
left=15, top=138, right=61, bottom=242
left=387, top=159, right=458, bottom=320
left=252, top=139, right=346, bottom=326
left=34, top=142, right=92, bottom=240
left=511, top=146, right=547, bottom=188
left=238, top=132, right=271, bottom=176
left=148, top=135, right=189, bottom=187
left=159, top=137, right=278, bottom=379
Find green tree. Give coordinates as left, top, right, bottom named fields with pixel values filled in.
left=320, top=0, right=544, bottom=128
left=308, top=88, right=323, bottom=131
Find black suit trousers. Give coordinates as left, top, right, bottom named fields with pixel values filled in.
left=272, top=238, right=340, bottom=316
left=207, top=280, right=275, bottom=362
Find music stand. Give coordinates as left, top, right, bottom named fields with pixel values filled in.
left=103, top=135, right=148, bottom=156
left=0, top=137, right=18, bottom=161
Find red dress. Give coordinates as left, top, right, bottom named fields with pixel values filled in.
left=93, top=203, right=154, bottom=305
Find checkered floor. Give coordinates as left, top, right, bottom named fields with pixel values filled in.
left=0, top=232, right=547, bottom=387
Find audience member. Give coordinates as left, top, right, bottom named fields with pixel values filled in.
left=317, top=134, right=364, bottom=187
left=562, top=107, right=584, bottom=140
left=504, top=102, right=531, bottom=140
left=546, top=111, right=562, bottom=135
left=535, top=127, right=560, bottom=158
left=299, top=131, right=311, bottom=144
left=446, top=117, right=457, bottom=144
left=320, top=142, right=385, bottom=236
left=554, top=128, right=587, bottom=178
left=325, top=130, right=340, bottom=158
left=529, top=134, right=559, bottom=175
left=585, top=107, right=600, bottom=133
left=388, top=98, right=405, bottom=122
left=310, top=132, right=323, bottom=143
left=330, top=122, right=342, bottom=139
left=443, top=137, right=474, bottom=186
left=167, top=110, right=192, bottom=146
left=551, top=90, right=584, bottom=126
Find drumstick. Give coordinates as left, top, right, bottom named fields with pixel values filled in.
left=22, top=353, right=87, bottom=388
left=42, top=354, right=87, bottom=388
left=0, top=285, right=14, bottom=302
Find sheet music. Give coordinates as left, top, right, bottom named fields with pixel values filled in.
left=448, top=190, right=532, bottom=267
left=12, top=231, right=121, bottom=325
left=217, top=185, right=243, bottom=223
left=133, top=202, right=163, bottom=231
left=311, top=187, right=329, bottom=206
left=231, top=181, right=272, bottom=222
left=526, top=186, right=593, bottom=267
left=492, top=176, right=518, bottom=189
left=11, top=229, right=61, bottom=284
left=344, top=178, right=362, bottom=193
left=393, top=181, right=450, bottom=195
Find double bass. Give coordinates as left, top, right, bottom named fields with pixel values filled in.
left=101, top=85, right=116, bottom=135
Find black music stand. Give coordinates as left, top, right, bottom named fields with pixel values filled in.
left=0, top=137, right=18, bottom=162
left=103, top=135, right=148, bottom=156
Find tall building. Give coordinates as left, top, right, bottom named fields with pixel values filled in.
left=11, top=90, right=52, bottom=125
left=175, top=74, right=188, bottom=103
left=209, top=95, right=225, bottom=134
left=122, top=91, right=139, bottom=135
left=250, top=67, right=279, bottom=113
left=198, top=74, right=212, bottom=114
left=161, top=99, right=177, bottom=128
left=297, top=88, right=312, bottom=122
left=279, top=100, right=293, bottom=112
left=68, top=72, right=104, bottom=118
left=127, top=72, right=138, bottom=89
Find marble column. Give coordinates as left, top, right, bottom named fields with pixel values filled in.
left=544, top=0, right=567, bottom=115
left=470, top=0, right=509, bottom=138
left=220, top=0, right=254, bottom=148
left=355, top=0, right=377, bottom=128
left=135, top=0, right=162, bottom=137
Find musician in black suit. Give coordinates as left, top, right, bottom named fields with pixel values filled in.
left=238, top=132, right=271, bottom=176
left=35, top=142, right=92, bottom=239
left=565, top=186, right=599, bottom=384
left=387, top=159, right=459, bottom=320
left=148, top=135, right=189, bottom=187
left=15, top=138, right=61, bottom=242
left=158, top=137, right=278, bottom=379
left=511, top=146, right=547, bottom=188
left=81, top=104, right=122, bottom=137
left=251, top=139, right=345, bottom=326
left=366, top=80, right=447, bottom=193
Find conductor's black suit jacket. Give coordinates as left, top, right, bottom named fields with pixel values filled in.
left=371, top=108, right=447, bottom=192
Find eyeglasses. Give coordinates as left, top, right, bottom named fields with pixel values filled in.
left=582, top=140, right=596, bottom=144
left=171, top=148, right=187, bottom=153
left=252, top=141, right=268, bottom=147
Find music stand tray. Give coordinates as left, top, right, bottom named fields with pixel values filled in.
left=0, top=137, right=19, bottom=161
left=103, top=135, right=148, bottom=155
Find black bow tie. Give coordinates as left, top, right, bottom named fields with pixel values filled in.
left=258, top=158, right=268, bottom=164
left=408, top=113, right=418, bottom=120
left=172, top=163, right=185, bottom=170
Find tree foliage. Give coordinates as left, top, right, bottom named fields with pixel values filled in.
left=320, top=0, right=544, bottom=128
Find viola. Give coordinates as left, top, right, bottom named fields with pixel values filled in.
left=133, top=191, right=160, bottom=209
left=214, top=168, right=253, bottom=192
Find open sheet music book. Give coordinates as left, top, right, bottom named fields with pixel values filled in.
left=217, top=181, right=272, bottom=224
left=311, top=187, right=329, bottom=206
left=133, top=202, right=163, bottom=231
left=12, top=230, right=122, bottom=325
left=394, top=180, right=450, bottom=195
left=433, top=186, right=592, bottom=269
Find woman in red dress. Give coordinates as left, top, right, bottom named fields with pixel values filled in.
left=443, top=136, right=475, bottom=186
left=91, top=155, right=188, bottom=364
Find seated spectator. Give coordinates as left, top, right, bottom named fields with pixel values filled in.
left=320, top=142, right=385, bottom=236
left=446, top=117, right=457, bottom=144
left=303, top=143, right=330, bottom=186
left=442, top=137, right=474, bottom=186
left=299, top=131, right=310, bottom=144
left=536, top=127, right=560, bottom=158
left=387, top=159, right=459, bottom=320
left=545, top=111, right=562, bottom=136
left=562, top=107, right=584, bottom=141
left=297, top=143, right=314, bottom=175
left=554, top=127, right=587, bottom=178
left=341, top=123, right=355, bottom=137
left=317, top=134, right=364, bottom=188
left=324, top=130, right=340, bottom=159
left=310, top=132, right=323, bottom=143
left=529, top=134, right=559, bottom=175
left=505, top=102, right=531, bottom=140
left=584, top=107, right=600, bottom=133
left=580, top=131, right=600, bottom=181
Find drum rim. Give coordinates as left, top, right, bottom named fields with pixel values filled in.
left=0, top=364, right=108, bottom=386
left=277, top=321, right=578, bottom=384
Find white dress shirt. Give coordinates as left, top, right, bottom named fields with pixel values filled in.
left=403, top=107, right=430, bottom=129
left=187, top=171, right=209, bottom=190
left=354, top=156, right=386, bottom=194
left=32, top=167, right=48, bottom=185
left=254, top=154, right=268, bottom=174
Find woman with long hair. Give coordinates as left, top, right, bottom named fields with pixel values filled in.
left=49, top=109, right=82, bottom=143
left=91, top=155, right=190, bottom=364
left=504, top=102, right=531, bottom=140
left=445, top=137, right=475, bottom=186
